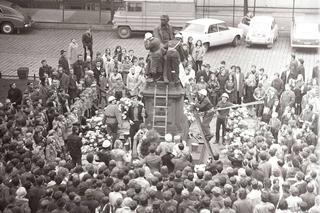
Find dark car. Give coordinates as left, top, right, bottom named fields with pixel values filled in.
left=0, top=0, right=33, bottom=34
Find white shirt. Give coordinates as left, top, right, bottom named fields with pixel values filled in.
left=235, top=72, right=240, bottom=91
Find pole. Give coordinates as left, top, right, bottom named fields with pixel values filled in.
left=203, top=0, right=205, bottom=18
left=253, top=0, right=256, bottom=16
left=99, top=0, right=102, bottom=24
left=62, top=0, right=65, bottom=22
left=232, top=0, right=235, bottom=27
left=292, top=0, right=295, bottom=21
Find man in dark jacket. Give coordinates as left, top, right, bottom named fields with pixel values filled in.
left=195, top=89, right=215, bottom=141
left=297, top=58, right=305, bottom=80
left=39, top=60, right=53, bottom=83
left=58, top=67, right=70, bottom=93
left=66, top=126, right=82, bottom=167
left=27, top=176, right=45, bottom=213
left=144, top=32, right=164, bottom=81
left=128, top=95, right=145, bottom=147
left=82, top=28, right=93, bottom=62
left=7, top=83, right=22, bottom=107
left=271, top=73, right=284, bottom=96
left=215, top=93, right=233, bottom=144
left=58, top=50, right=70, bottom=75
left=72, top=54, right=85, bottom=83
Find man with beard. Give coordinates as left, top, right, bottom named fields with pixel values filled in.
left=153, top=15, right=174, bottom=46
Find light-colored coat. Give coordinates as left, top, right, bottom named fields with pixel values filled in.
left=67, top=42, right=79, bottom=66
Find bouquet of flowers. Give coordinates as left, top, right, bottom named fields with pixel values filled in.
left=68, top=86, right=98, bottom=123
left=81, top=130, right=112, bottom=154
left=118, top=97, right=133, bottom=120
left=118, top=97, right=144, bottom=120
left=183, top=100, right=196, bottom=123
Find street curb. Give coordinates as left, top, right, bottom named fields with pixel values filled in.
left=34, top=22, right=114, bottom=31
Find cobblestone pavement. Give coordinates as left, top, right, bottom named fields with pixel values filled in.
left=0, top=28, right=319, bottom=80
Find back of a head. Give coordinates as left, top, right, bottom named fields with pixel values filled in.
left=238, top=188, right=247, bottom=200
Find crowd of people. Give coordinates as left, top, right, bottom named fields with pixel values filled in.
left=0, top=15, right=320, bottom=213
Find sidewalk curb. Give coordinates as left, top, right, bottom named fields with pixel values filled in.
left=34, top=22, right=114, bottom=31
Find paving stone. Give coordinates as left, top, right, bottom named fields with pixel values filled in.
left=0, top=29, right=318, bottom=80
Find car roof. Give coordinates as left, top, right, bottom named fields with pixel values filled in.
left=251, top=16, right=274, bottom=23
left=125, top=0, right=194, bottom=2
left=295, top=16, right=320, bottom=23
left=186, top=18, right=224, bottom=25
left=0, top=0, right=12, bottom=7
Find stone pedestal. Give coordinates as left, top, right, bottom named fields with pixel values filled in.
left=142, top=82, right=185, bottom=137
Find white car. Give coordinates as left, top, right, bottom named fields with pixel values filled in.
left=291, top=16, right=320, bottom=48
left=245, top=16, right=279, bottom=48
left=180, top=18, right=243, bottom=51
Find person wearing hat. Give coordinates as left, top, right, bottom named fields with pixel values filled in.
left=103, top=96, right=122, bottom=143
left=144, top=32, right=164, bottom=81
left=153, top=15, right=174, bottom=45
left=194, top=89, right=214, bottom=142
left=215, top=92, right=233, bottom=144
left=58, top=49, right=70, bottom=75
left=82, top=27, right=93, bottom=63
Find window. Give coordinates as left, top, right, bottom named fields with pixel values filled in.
left=183, top=23, right=205, bottom=33
left=208, top=24, right=218, bottom=33
left=218, top=23, right=228, bottom=31
left=127, top=2, right=142, bottom=12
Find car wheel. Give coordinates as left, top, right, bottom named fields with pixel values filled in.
left=117, top=26, right=131, bottom=39
left=1, top=22, right=14, bottom=34
left=267, top=43, right=273, bottom=49
left=203, top=42, right=209, bottom=52
left=232, top=35, right=241, bottom=47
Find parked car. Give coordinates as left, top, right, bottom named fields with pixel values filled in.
left=245, top=16, right=279, bottom=48
left=0, top=0, right=33, bottom=34
left=112, top=0, right=196, bottom=39
left=291, top=16, right=320, bottom=48
left=180, top=18, right=243, bottom=52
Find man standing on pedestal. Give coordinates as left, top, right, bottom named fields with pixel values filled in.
left=153, top=15, right=174, bottom=46
left=144, top=32, right=164, bottom=81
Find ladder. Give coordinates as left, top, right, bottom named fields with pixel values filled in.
left=152, top=84, right=169, bottom=137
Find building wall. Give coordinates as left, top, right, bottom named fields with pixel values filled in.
left=196, top=0, right=320, bottom=8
